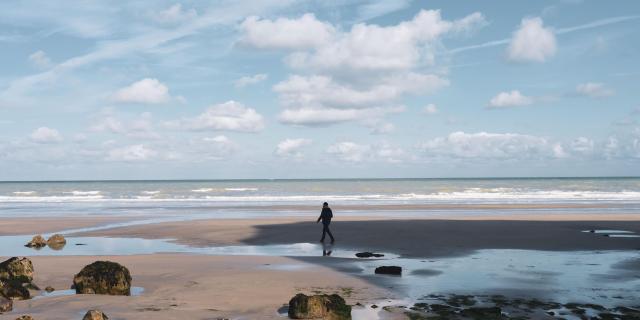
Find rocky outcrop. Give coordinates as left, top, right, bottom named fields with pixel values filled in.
left=73, top=261, right=132, bottom=295
left=288, top=293, right=351, bottom=320
left=0, top=296, right=12, bottom=313
left=25, top=235, right=47, bottom=249
left=355, top=252, right=384, bottom=258
left=46, top=234, right=66, bottom=250
left=0, top=257, right=35, bottom=300
left=83, top=310, right=109, bottom=320
left=374, top=266, right=402, bottom=275
left=0, top=257, right=34, bottom=283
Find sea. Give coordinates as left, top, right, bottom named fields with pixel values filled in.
left=1, top=177, right=639, bottom=218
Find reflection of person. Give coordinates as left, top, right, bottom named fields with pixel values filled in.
left=322, top=242, right=333, bottom=256
left=317, top=202, right=335, bottom=243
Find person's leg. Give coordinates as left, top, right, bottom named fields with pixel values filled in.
left=326, top=224, right=335, bottom=242
left=320, top=224, right=327, bottom=242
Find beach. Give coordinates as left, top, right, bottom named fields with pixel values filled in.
left=1, top=178, right=640, bottom=319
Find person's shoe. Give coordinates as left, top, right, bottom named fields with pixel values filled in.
left=330, top=239, right=335, bottom=243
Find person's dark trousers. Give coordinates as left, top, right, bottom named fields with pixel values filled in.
left=321, top=223, right=335, bottom=242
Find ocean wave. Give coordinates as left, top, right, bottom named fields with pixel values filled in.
left=225, top=188, right=259, bottom=192
left=12, top=191, right=36, bottom=195
left=142, top=191, right=160, bottom=195
left=191, top=188, right=214, bottom=193
left=64, top=190, right=101, bottom=196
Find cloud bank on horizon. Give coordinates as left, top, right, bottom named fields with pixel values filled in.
left=0, top=0, right=639, bottom=180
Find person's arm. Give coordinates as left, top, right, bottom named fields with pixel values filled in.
left=328, top=208, right=333, bottom=218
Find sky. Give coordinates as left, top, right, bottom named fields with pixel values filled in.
left=1, top=0, right=639, bottom=180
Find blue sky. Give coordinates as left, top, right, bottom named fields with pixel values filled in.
left=1, top=0, right=639, bottom=180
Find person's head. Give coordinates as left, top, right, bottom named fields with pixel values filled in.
left=323, top=202, right=329, bottom=208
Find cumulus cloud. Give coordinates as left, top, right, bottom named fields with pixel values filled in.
left=240, top=13, right=336, bottom=49
left=488, top=90, right=533, bottom=108
left=576, top=82, right=614, bottom=98
left=113, top=78, right=175, bottom=104
left=28, top=50, right=51, bottom=68
left=107, top=144, right=157, bottom=162
left=234, top=73, right=268, bottom=88
left=507, top=17, right=556, bottom=62
left=153, top=4, right=197, bottom=24
left=423, top=104, right=438, bottom=114
left=243, top=10, right=483, bottom=129
left=175, top=101, right=265, bottom=132
left=275, top=138, right=312, bottom=158
left=326, top=141, right=405, bottom=163
left=420, top=131, right=558, bottom=159
left=30, top=127, right=63, bottom=143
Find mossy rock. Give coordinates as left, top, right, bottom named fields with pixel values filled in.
left=25, top=235, right=46, bottom=248
left=288, top=293, right=351, bottom=319
left=0, top=258, right=34, bottom=283
left=83, top=310, right=109, bottom=320
left=73, top=261, right=132, bottom=296
left=0, top=279, right=31, bottom=300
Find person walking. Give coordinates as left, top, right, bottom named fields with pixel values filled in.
left=317, top=202, right=335, bottom=243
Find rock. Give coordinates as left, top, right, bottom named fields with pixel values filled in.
left=0, top=296, right=12, bottom=313
left=47, top=234, right=66, bottom=250
left=374, top=266, right=402, bottom=275
left=0, top=257, right=34, bottom=283
left=288, top=293, right=351, bottom=320
left=355, top=252, right=384, bottom=258
left=0, top=280, right=31, bottom=300
left=44, top=286, right=54, bottom=293
left=24, top=235, right=47, bottom=248
left=460, top=307, right=502, bottom=319
left=370, top=305, right=378, bottom=309
left=83, top=310, right=109, bottom=320
left=14, top=316, right=34, bottom=320
left=73, top=261, right=132, bottom=295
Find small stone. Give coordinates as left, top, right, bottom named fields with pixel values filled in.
left=355, top=252, right=384, bottom=258
left=83, top=310, right=109, bottom=320
left=374, top=266, right=402, bottom=275
left=371, top=305, right=378, bottom=309
left=0, top=296, right=12, bottom=313
left=25, top=235, right=46, bottom=248
left=14, top=316, right=34, bottom=320
left=45, top=286, right=55, bottom=293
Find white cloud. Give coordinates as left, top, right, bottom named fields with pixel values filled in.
left=89, top=111, right=159, bottom=139
left=28, top=50, right=51, bottom=68
left=570, top=137, right=594, bottom=155
left=234, top=73, right=268, bottom=88
left=153, top=4, right=197, bottom=24
left=240, top=13, right=336, bottom=49
left=488, top=90, right=533, bottom=108
left=279, top=106, right=404, bottom=126
left=275, top=138, right=312, bottom=158
left=420, top=131, right=558, bottom=159
left=30, top=127, right=63, bottom=143
left=177, top=101, right=265, bottom=132
left=367, top=121, right=395, bottom=134
left=327, top=142, right=371, bottom=162
left=576, top=82, right=614, bottom=98
left=107, top=144, right=157, bottom=162
left=423, top=103, right=438, bottom=114
left=507, top=17, right=557, bottom=62
left=113, top=78, right=173, bottom=104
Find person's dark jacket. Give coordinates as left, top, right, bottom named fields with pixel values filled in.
left=317, top=207, right=333, bottom=225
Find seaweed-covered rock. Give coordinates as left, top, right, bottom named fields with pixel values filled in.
left=47, top=234, right=66, bottom=250
left=0, top=296, right=12, bottom=313
left=73, top=261, right=132, bottom=295
left=460, top=306, right=502, bottom=319
left=288, top=293, right=351, bottom=319
left=0, top=257, right=34, bottom=283
left=374, top=266, right=402, bottom=275
left=0, top=279, right=31, bottom=300
left=355, top=252, right=384, bottom=258
left=25, top=235, right=47, bottom=248
left=83, top=310, right=109, bottom=320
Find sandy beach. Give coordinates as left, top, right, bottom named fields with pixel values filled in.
left=2, top=210, right=640, bottom=319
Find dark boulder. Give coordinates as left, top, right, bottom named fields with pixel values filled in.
left=0, top=279, right=31, bottom=300
left=355, top=252, right=384, bottom=258
left=0, top=296, right=12, bottom=313
left=83, top=310, right=109, bottom=320
left=0, top=257, right=34, bottom=283
left=288, top=293, right=351, bottom=319
left=374, top=266, right=402, bottom=275
left=73, top=261, right=132, bottom=295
